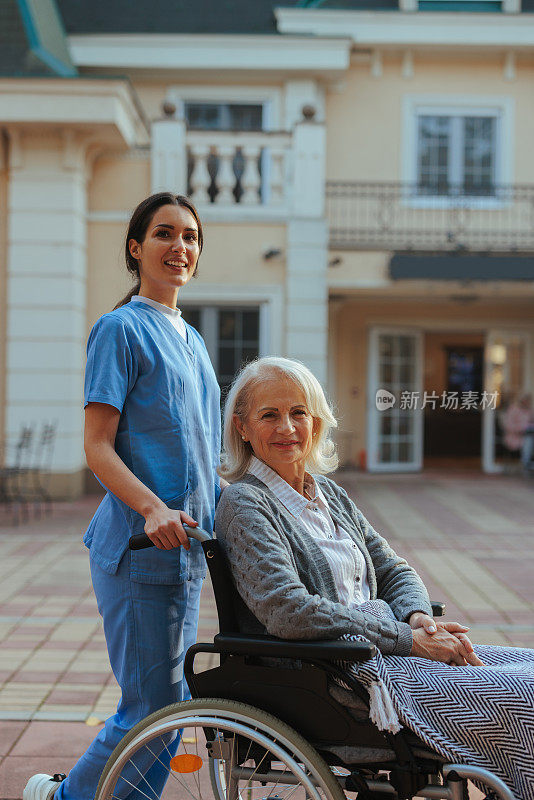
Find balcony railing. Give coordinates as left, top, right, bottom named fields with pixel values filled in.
left=326, top=182, right=534, bottom=252
left=186, top=129, right=292, bottom=209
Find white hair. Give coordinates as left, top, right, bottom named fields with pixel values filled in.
left=219, top=356, right=338, bottom=482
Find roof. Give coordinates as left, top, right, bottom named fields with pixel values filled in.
left=55, top=0, right=398, bottom=35
left=56, top=0, right=300, bottom=35
left=0, top=0, right=76, bottom=77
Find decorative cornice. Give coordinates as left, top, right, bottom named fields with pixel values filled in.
left=67, top=34, right=351, bottom=75
left=0, top=78, right=149, bottom=147
left=275, top=7, right=534, bottom=48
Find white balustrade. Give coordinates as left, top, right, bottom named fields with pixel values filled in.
left=189, top=143, right=211, bottom=205
left=241, top=144, right=262, bottom=205
left=216, top=145, right=236, bottom=204
left=269, top=147, right=286, bottom=206
left=186, top=130, right=291, bottom=210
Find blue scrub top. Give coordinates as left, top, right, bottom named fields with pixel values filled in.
left=83, top=300, right=221, bottom=584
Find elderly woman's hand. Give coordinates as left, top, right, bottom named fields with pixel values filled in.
left=409, top=612, right=483, bottom=665
left=409, top=611, right=439, bottom=634
left=410, top=624, right=485, bottom=666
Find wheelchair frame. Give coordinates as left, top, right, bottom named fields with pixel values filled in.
left=95, top=527, right=516, bottom=800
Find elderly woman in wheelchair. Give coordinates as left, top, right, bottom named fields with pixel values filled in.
left=96, top=356, right=534, bottom=800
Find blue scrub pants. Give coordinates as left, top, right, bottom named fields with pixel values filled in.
left=55, top=552, right=203, bottom=800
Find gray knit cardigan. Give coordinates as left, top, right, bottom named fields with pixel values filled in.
left=215, top=473, right=433, bottom=657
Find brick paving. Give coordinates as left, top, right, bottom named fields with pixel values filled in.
left=0, top=471, right=533, bottom=798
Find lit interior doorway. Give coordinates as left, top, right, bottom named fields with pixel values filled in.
left=483, top=331, right=531, bottom=472
left=423, top=332, right=484, bottom=470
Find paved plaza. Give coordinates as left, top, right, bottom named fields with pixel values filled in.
left=0, top=470, right=532, bottom=798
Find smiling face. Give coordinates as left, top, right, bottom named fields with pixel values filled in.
left=234, top=375, right=318, bottom=483
left=128, top=204, right=200, bottom=307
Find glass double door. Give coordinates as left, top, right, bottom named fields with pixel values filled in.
left=367, top=328, right=423, bottom=472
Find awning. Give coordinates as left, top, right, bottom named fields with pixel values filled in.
left=389, top=254, right=534, bottom=282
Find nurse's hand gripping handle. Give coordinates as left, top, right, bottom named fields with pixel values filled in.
left=129, top=525, right=212, bottom=550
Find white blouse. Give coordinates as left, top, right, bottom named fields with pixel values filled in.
left=247, top=456, right=371, bottom=610
left=131, top=295, right=187, bottom=339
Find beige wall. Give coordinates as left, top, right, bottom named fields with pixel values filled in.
left=326, top=53, right=534, bottom=183
left=86, top=222, right=132, bottom=331
left=89, top=154, right=151, bottom=213
left=329, top=251, right=390, bottom=287
left=331, top=296, right=534, bottom=466
left=197, top=223, right=285, bottom=287
left=0, top=133, right=7, bottom=447
left=86, top=219, right=286, bottom=333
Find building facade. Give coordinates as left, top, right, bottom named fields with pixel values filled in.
left=1, top=0, right=534, bottom=497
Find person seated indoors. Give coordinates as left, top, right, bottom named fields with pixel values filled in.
left=502, top=393, right=534, bottom=472
left=215, top=356, right=534, bottom=800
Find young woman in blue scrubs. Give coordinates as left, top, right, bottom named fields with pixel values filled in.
left=24, top=193, right=222, bottom=800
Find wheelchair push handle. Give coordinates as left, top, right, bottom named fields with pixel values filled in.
left=129, top=525, right=212, bottom=550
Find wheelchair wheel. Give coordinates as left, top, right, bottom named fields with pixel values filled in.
left=95, top=697, right=345, bottom=800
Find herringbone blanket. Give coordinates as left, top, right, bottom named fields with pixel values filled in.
left=340, top=602, right=534, bottom=800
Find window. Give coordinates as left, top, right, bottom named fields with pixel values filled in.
left=417, top=113, right=497, bottom=197
left=185, top=102, right=264, bottom=203
left=418, top=0, right=501, bottom=10
left=181, top=306, right=260, bottom=399
left=184, top=103, right=263, bottom=132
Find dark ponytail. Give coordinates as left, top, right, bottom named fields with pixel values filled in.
left=114, top=192, right=204, bottom=310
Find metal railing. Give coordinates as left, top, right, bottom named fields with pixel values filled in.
left=326, top=182, right=534, bottom=251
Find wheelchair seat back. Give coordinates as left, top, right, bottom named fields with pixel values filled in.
left=187, top=539, right=392, bottom=752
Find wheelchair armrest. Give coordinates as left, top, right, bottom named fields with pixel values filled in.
left=213, top=633, right=376, bottom=663
left=431, top=602, right=446, bottom=617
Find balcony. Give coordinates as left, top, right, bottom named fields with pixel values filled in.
left=185, top=129, right=292, bottom=215
left=326, top=182, right=534, bottom=252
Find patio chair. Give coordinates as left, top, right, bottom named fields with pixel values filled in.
left=0, top=425, right=34, bottom=525
left=30, top=422, right=57, bottom=517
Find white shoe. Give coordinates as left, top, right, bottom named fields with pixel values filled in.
left=23, top=773, right=65, bottom=800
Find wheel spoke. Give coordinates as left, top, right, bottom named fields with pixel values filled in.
left=263, top=767, right=304, bottom=800
left=155, top=735, right=202, bottom=799
left=282, top=777, right=310, bottom=799
left=172, top=727, right=203, bottom=798
left=192, top=730, right=203, bottom=797
left=96, top=702, right=341, bottom=800
left=111, top=775, right=161, bottom=800
left=124, top=755, right=162, bottom=800
left=143, top=742, right=200, bottom=800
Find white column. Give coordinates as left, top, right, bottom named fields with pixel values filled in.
left=151, top=113, right=187, bottom=195
left=5, top=130, right=89, bottom=497
left=285, top=113, right=328, bottom=386
left=189, top=144, right=211, bottom=205
left=284, top=80, right=325, bottom=129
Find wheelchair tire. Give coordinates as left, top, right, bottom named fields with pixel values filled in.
left=94, top=697, right=346, bottom=800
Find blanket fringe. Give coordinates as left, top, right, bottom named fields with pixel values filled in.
left=368, top=679, right=401, bottom=734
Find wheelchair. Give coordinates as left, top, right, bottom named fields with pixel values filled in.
left=94, top=527, right=514, bottom=800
